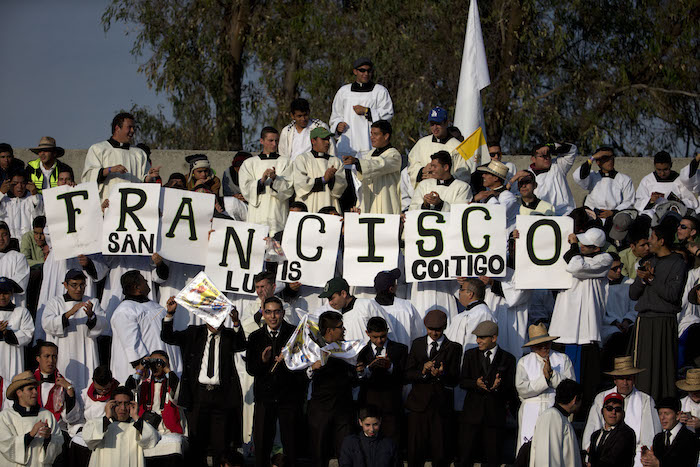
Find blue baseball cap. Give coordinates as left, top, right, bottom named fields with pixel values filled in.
left=428, top=107, right=448, bottom=123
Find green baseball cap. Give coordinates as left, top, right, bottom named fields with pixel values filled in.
left=319, top=277, right=349, bottom=298
left=310, top=127, right=333, bottom=139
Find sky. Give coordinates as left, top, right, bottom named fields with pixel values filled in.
left=0, top=0, right=169, bottom=149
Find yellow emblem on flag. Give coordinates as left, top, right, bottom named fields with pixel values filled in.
left=455, top=126, right=487, bottom=162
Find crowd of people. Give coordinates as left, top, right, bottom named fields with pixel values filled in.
left=0, top=56, right=699, bottom=467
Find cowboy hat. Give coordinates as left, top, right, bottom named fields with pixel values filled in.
left=477, top=160, right=509, bottom=181
left=30, top=136, right=65, bottom=158
left=604, top=356, right=645, bottom=376
left=522, top=323, right=558, bottom=347
left=6, top=370, right=39, bottom=400
left=676, top=368, right=700, bottom=392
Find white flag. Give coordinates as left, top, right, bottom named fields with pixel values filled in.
left=174, top=271, right=234, bottom=328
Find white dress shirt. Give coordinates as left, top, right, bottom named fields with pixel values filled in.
left=198, top=330, right=221, bottom=385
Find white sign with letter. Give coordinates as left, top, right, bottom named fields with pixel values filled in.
left=404, top=210, right=452, bottom=283
left=159, top=188, right=214, bottom=266
left=514, top=215, right=573, bottom=289
left=447, top=204, right=507, bottom=278
left=102, top=183, right=161, bottom=256
left=343, top=213, right=400, bottom=287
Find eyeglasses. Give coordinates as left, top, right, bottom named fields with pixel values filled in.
left=603, top=405, right=623, bottom=413
left=356, top=68, right=372, bottom=73
left=679, top=224, right=692, bottom=230
left=610, top=265, right=623, bottom=271
left=489, top=152, right=502, bottom=157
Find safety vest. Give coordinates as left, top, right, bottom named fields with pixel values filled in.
left=27, top=159, right=71, bottom=193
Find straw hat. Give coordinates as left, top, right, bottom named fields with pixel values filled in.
left=604, top=356, right=645, bottom=376
left=5, top=370, right=38, bottom=401
left=522, top=323, right=558, bottom=347
left=477, top=160, right=509, bottom=181
left=30, top=136, right=65, bottom=157
left=676, top=368, right=700, bottom=392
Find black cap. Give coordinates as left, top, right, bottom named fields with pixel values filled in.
left=655, top=396, right=681, bottom=412
left=64, top=268, right=87, bottom=282
left=374, top=268, right=401, bottom=292
left=0, top=277, right=23, bottom=294
left=353, top=57, right=373, bottom=69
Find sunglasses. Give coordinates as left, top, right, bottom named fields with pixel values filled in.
left=356, top=68, right=372, bottom=73
left=489, top=152, right=502, bottom=157
left=679, top=224, right=692, bottom=230
left=610, top=265, right=623, bottom=271
left=603, top=405, right=623, bottom=413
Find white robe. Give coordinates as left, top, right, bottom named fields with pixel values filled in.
left=0, top=406, right=63, bottom=467
left=634, top=171, right=699, bottom=214
left=35, top=252, right=108, bottom=343
left=549, top=252, right=613, bottom=345
left=329, top=83, right=394, bottom=157
left=292, top=152, right=347, bottom=213
left=222, top=196, right=248, bottom=222
left=81, top=140, right=149, bottom=201
left=409, top=280, right=461, bottom=324
left=109, top=299, right=182, bottom=384
left=400, top=167, right=413, bottom=213
left=0, top=193, right=43, bottom=240
left=409, top=178, right=473, bottom=211
left=573, top=166, right=636, bottom=211
left=373, top=297, right=422, bottom=348
left=601, top=279, right=638, bottom=344
left=38, top=379, right=83, bottom=432
left=0, top=250, right=30, bottom=308
left=529, top=406, right=582, bottom=467
left=356, top=146, right=402, bottom=215
left=0, top=306, right=34, bottom=383
left=238, top=155, right=294, bottom=236
left=484, top=268, right=531, bottom=359
left=406, top=135, right=477, bottom=187
left=83, top=416, right=160, bottom=467
left=479, top=188, right=518, bottom=233
left=313, top=298, right=395, bottom=343
left=279, top=119, right=336, bottom=162
left=532, top=144, right=578, bottom=215
left=70, top=388, right=110, bottom=439
left=582, top=387, right=661, bottom=467
left=516, top=350, right=575, bottom=448
left=681, top=395, right=700, bottom=433
left=41, top=296, right=106, bottom=394
left=680, top=267, right=700, bottom=325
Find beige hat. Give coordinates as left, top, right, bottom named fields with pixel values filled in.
left=477, top=160, right=509, bottom=181
left=604, top=356, right=645, bottom=376
left=5, top=370, right=38, bottom=401
left=522, top=323, right=559, bottom=347
left=30, top=136, right=65, bottom=157
left=676, top=368, right=700, bottom=392
left=472, top=320, right=498, bottom=337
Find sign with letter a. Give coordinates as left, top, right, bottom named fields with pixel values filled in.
left=514, top=215, right=573, bottom=289
left=343, top=213, right=400, bottom=287
left=43, top=182, right=103, bottom=260
left=102, top=183, right=161, bottom=256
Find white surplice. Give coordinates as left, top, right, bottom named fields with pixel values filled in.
left=81, top=140, right=149, bottom=201
left=529, top=406, right=582, bottom=467
left=409, top=178, right=473, bottom=212
left=406, top=135, right=477, bottom=187
left=573, top=166, right=635, bottom=211
left=373, top=297, right=422, bottom=348
left=484, top=268, right=531, bottom=359
left=356, top=146, right=402, bottom=215
left=0, top=306, right=34, bottom=383
left=83, top=416, right=160, bottom=467
left=0, top=193, right=44, bottom=240
left=0, top=250, right=30, bottom=308
left=313, top=298, right=395, bottom=343
left=279, top=119, right=336, bottom=162
left=292, top=151, right=348, bottom=213
left=0, top=405, right=63, bottom=467
left=532, top=144, right=578, bottom=216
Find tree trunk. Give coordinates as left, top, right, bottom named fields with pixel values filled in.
left=276, top=47, right=300, bottom=129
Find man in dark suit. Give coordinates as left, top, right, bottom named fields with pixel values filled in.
left=308, top=311, right=358, bottom=467
left=642, top=397, right=699, bottom=467
left=405, top=309, right=463, bottom=467
left=587, top=392, right=636, bottom=467
left=160, top=296, right=246, bottom=465
left=459, top=320, right=517, bottom=467
left=356, top=316, right=408, bottom=447
left=246, top=296, right=307, bottom=467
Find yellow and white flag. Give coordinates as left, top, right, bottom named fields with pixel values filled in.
left=174, top=271, right=234, bottom=329
left=453, top=0, right=491, bottom=165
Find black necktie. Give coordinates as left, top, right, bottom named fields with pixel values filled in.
left=483, top=350, right=492, bottom=375
left=597, top=430, right=611, bottom=452
left=375, top=346, right=383, bottom=359
left=665, top=430, right=671, bottom=447
left=207, top=335, right=216, bottom=378
left=429, top=341, right=438, bottom=360
left=271, top=330, right=278, bottom=340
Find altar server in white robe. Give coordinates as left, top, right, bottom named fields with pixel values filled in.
left=0, top=171, right=44, bottom=240
left=400, top=167, right=413, bottom=212
left=0, top=278, right=34, bottom=385
left=313, top=277, right=394, bottom=343
left=239, top=127, right=294, bottom=236
left=473, top=160, right=519, bottom=233
left=634, top=150, right=699, bottom=215
left=371, top=269, right=422, bottom=347
left=279, top=98, right=336, bottom=162
left=513, top=142, right=577, bottom=216
left=329, top=57, right=394, bottom=157
left=81, top=112, right=158, bottom=201
left=582, top=357, right=661, bottom=467
left=529, top=378, right=583, bottom=467
left=677, top=368, right=700, bottom=434
left=71, top=366, right=120, bottom=442
left=83, top=386, right=159, bottom=467
left=342, top=119, right=401, bottom=215
left=42, top=269, right=107, bottom=394
left=406, top=107, right=477, bottom=186
left=0, top=222, right=30, bottom=308
left=0, top=371, right=63, bottom=467
left=293, top=127, right=347, bottom=213
left=110, top=271, right=181, bottom=384
left=516, top=324, right=575, bottom=449
left=409, top=150, right=473, bottom=212
left=573, top=146, right=635, bottom=215
left=482, top=267, right=531, bottom=359
left=445, top=277, right=497, bottom=410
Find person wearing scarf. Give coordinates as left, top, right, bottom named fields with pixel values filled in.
left=0, top=370, right=63, bottom=466
left=0, top=277, right=33, bottom=387
left=185, top=154, right=221, bottom=195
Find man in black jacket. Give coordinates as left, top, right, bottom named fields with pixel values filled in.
left=339, top=405, right=400, bottom=467
left=308, top=310, right=358, bottom=467
left=356, top=316, right=407, bottom=447
left=405, top=309, right=462, bottom=467
left=587, top=392, right=636, bottom=467
left=459, top=320, right=517, bottom=467
left=642, top=397, right=699, bottom=467
left=160, top=296, right=246, bottom=466
left=246, top=296, right=307, bottom=467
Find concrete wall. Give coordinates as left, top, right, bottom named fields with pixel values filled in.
left=13, top=147, right=694, bottom=207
